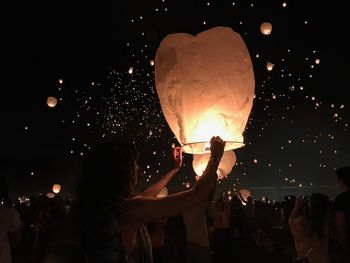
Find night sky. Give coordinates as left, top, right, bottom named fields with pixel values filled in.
left=2, top=0, right=349, bottom=200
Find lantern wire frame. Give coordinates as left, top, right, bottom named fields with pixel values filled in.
left=182, top=140, right=245, bottom=154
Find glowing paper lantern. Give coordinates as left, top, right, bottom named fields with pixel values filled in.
left=156, top=187, right=168, bottom=198
left=315, top=58, right=320, bottom=64
left=47, top=96, right=57, bottom=108
left=52, top=184, right=61, bottom=194
left=150, top=60, right=155, bottom=66
left=260, top=22, right=272, bottom=35
left=193, top=151, right=236, bottom=180
left=47, top=193, right=55, bottom=199
left=155, top=27, right=255, bottom=154
left=185, top=181, right=191, bottom=188
left=128, top=67, right=133, bottom=74
left=238, top=188, right=251, bottom=204
left=266, top=62, right=274, bottom=71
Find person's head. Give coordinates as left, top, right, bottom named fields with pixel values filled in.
left=336, top=166, right=350, bottom=191
left=308, top=193, right=329, bottom=240
left=0, top=176, right=9, bottom=200
left=76, top=141, right=140, bottom=209
left=247, top=196, right=253, bottom=203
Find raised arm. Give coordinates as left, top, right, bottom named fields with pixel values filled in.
left=289, top=196, right=303, bottom=220
left=122, top=136, right=225, bottom=225
left=138, top=147, right=182, bottom=198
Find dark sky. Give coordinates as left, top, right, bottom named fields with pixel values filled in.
left=1, top=0, right=349, bottom=199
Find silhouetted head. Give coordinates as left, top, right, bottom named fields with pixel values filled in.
left=336, top=166, right=350, bottom=191
left=0, top=176, right=9, bottom=199
left=77, top=141, right=140, bottom=210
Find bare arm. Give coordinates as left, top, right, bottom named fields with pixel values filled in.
left=122, top=137, right=225, bottom=225
left=289, top=196, right=303, bottom=221
left=335, top=210, right=348, bottom=249
left=138, top=147, right=182, bottom=198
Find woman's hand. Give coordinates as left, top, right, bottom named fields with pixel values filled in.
left=210, top=136, right=225, bottom=160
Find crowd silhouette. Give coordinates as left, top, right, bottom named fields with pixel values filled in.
left=0, top=140, right=349, bottom=263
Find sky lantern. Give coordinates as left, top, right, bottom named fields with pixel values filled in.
left=238, top=188, right=251, bottom=205
left=128, top=67, right=133, bottom=74
left=47, top=96, right=58, bottom=108
left=52, top=184, right=61, bottom=194
left=155, top=26, right=255, bottom=154
left=150, top=59, right=155, bottom=66
left=192, top=150, right=236, bottom=180
left=266, top=62, right=274, bottom=71
left=260, top=22, right=272, bottom=35
left=315, top=58, right=320, bottom=64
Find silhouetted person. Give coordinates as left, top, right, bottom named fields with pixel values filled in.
left=289, top=194, right=330, bottom=263
left=45, top=136, right=225, bottom=262
left=334, top=166, right=350, bottom=261
left=0, top=176, right=22, bottom=263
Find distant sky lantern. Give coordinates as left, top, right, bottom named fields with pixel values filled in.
left=315, top=58, right=320, bottom=64
left=47, top=96, right=58, bottom=108
left=185, top=181, right=191, bottom=188
left=128, top=67, right=133, bottom=74
left=266, top=62, right=274, bottom=71
left=150, top=60, right=155, bottom=66
left=58, top=79, right=63, bottom=84
left=238, top=188, right=251, bottom=205
left=52, top=184, right=61, bottom=194
left=260, top=22, right=272, bottom=35
left=192, top=150, right=236, bottom=180
left=155, top=27, right=255, bottom=154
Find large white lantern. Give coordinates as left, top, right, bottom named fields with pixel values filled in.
left=260, top=22, right=272, bottom=35
left=155, top=27, right=255, bottom=154
left=52, top=184, right=61, bottom=194
left=192, top=151, right=236, bottom=180
left=47, top=96, right=57, bottom=108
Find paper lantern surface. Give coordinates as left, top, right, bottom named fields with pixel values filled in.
left=155, top=26, right=255, bottom=154
left=47, top=96, right=57, bottom=108
left=260, top=22, right=272, bottom=35
left=266, top=62, right=274, bottom=71
left=193, top=150, right=236, bottom=180
left=238, top=188, right=251, bottom=204
left=52, top=184, right=61, bottom=194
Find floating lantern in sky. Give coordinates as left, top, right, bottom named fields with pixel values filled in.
left=266, top=62, right=274, bottom=71
left=260, top=22, right=272, bottom=35
left=192, top=150, right=236, bottom=180
left=185, top=181, right=191, bottom=188
left=155, top=26, right=255, bottom=154
left=150, top=60, right=155, bottom=66
left=156, top=187, right=168, bottom=198
left=47, top=96, right=58, bottom=108
left=58, top=79, right=63, bottom=84
left=315, top=58, right=320, bottom=64
left=52, top=184, right=61, bottom=194
left=128, top=67, right=134, bottom=74
left=238, top=188, right=251, bottom=205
